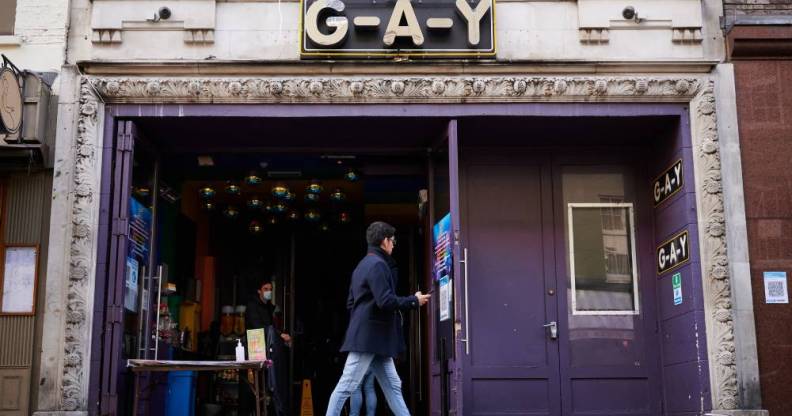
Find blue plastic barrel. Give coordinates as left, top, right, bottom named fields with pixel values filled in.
left=165, top=371, right=196, bottom=416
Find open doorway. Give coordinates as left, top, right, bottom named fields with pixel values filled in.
left=114, top=116, right=445, bottom=416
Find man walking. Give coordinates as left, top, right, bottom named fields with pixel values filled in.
left=326, top=221, right=431, bottom=416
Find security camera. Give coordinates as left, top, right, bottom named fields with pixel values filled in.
left=622, top=6, right=636, bottom=21
left=158, top=6, right=172, bottom=20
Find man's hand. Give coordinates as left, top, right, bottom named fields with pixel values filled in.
left=415, top=291, right=431, bottom=306
left=281, top=333, right=292, bottom=347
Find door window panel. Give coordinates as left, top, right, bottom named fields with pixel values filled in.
left=562, top=166, right=643, bottom=368
left=568, top=203, right=638, bottom=314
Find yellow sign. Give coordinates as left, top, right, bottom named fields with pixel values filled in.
left=246, top=328, right=267, bottom=361
left=300, top=379, right=314, bottom=416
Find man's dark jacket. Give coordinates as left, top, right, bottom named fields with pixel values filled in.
left=245, top=295, right=277, bottom=330
left=341, top=246, right=419, bottom=358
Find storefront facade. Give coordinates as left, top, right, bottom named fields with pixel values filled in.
left=31, top=0, right=768, bottom=415
left=0, top=0, right=68, bottom=413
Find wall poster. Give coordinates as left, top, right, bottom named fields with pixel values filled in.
left=1, top=245, right=38, bottom=314
left=433, top=213, right=453, bottom=322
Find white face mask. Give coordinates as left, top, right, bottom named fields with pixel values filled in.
left=262, top=290, right=273, bottom=301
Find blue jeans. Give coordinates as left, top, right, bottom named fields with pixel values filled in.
left=326, top=352, right=410, bottom=416
left=350, top=370, right=377, bottom=416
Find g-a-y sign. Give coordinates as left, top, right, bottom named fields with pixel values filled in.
left=657, top=230, right=690, bottom=275
left=653, top=159, right=683, bottom=206
left=300, top=0, right=495, bottom=57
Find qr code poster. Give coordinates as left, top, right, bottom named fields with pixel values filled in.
left=764, top=271, right=789, bottom=304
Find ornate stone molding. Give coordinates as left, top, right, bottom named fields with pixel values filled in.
left=60, top=79, right=101, bottom=411
left=65, top=74, right=738, bottom=412
left=89, top=76, right=702, bottom=103
left=691, top=81, right=739, bottom=410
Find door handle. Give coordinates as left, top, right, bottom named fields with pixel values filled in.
left=543, top=321, right=558, bottom=340
left=460, top=248, right=470, bottom=355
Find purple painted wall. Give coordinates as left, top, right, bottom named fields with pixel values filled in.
left=651, top=113, right=712, bottom=416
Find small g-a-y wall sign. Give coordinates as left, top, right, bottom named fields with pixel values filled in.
left=300, top=0, right=496, bottom=58
left=653, top=159, right=683, bottom=206
left=657, top=229, right=690, bottom=275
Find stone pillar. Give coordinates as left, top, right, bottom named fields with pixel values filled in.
left=33, top=70, right=104, bottom=415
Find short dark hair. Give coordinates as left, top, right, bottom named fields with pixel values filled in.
left=258, top=279, right=272, bottom=291
left=366, top=221, right=395, bottom=246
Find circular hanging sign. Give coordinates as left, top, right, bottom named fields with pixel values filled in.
left=0, top=68, right=23, bottom=134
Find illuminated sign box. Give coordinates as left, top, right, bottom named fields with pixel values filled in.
left=300, top=0, right=496, bottom=58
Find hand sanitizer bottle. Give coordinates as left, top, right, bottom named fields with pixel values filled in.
left=235, top=339, right=245, bottom=362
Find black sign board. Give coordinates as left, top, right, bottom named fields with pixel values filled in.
left=653, top=159, right=683, bottom=206
left=657, top=229, right=690, bottom=275
left=300, top=0, right=495, bottom=58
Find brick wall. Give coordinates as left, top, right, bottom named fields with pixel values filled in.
left=13, top=0, right=68, bottom=47
left=725, top=0, right=792, bottom=16
left=0, top=0, right=68, bottom=71
left=734, top=58, right=792, bottom=416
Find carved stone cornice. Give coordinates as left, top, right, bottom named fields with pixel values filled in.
left=88, top=76, right=702, bottom=103
left=60, top=74, right=738, bottom=413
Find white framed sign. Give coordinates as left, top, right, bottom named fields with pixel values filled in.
left=1, top=245, right=38, bottom=314
left=763, top=271, right=789, bottom=304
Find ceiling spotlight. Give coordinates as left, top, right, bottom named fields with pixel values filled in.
left=223, top=205, right=240, bottom=219
left=244, top=171, right=262, bottom=186
left=330, top=188, right=346, bottom=202
left=272, top=183, right=289, bottom=198
left=305, top=208, right=322, bottom=222
left=247, top=196, right=264, bottom=210
left=344, top=169, right=359, bottom=182
left=202, top=201, right=216, bottom=211
left=306, top=180, right=323, bottom=194
left=272, top=202, right=288, bottom=214
left=225, top=182, right=241, bottom=195
left=198, top=185, right=216, bottom=199
left=248, top=220, right=263, bottom=235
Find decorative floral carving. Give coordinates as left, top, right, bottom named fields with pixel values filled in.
left=308, top=81, right=323, bottom=95
left=145, top=81, right=161, bottom=96
left=691, top=81, right=739, bottom=410
left=593, top=79, right=608, bottom=95
left=188, top=81, right=202, bottom=95
left=350, top=81, right=364, bottom=94
left=553, top=79, right=567, bottom=95
left=60, top=79, right=102, bottom=411
left=471, top=79, right=487, bottom=94
left=228, top=81, right=242, bottom=95
left=105, top=81, right=120, bottom=96
left=676, top=79, right=691, bottom=94
left=391, top=80, right=405, bottom=95
left=270, top=81, right=283, bottom=95
left=432, top=80, right=446, bottom=95
left=89, top=76, right=704, bottom=103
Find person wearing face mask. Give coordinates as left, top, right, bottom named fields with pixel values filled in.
left=245, top=281, right=292, bottom=345
left=242, top=279, right=291, bottom=416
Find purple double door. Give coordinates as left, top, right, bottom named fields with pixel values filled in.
left=453, top=146, right=661, bottom=416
